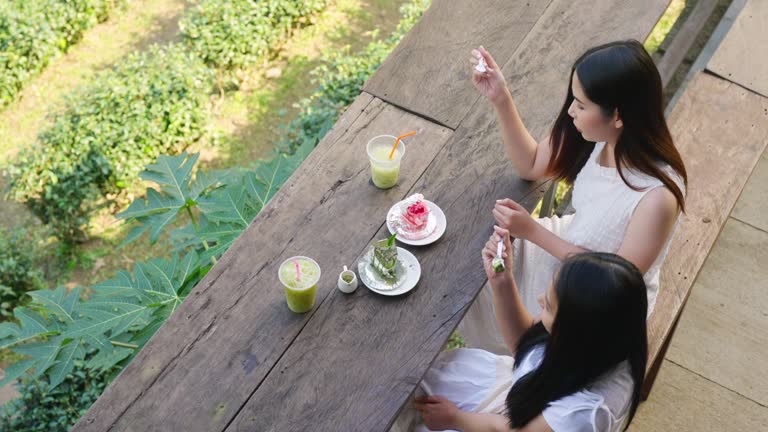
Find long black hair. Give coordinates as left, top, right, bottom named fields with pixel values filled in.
left=547, top=39, right=687, bottom=212
left=505, top=253, right=648, bottom=430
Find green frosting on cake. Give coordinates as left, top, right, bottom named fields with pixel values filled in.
left=372, top=233, right=398, bottom=278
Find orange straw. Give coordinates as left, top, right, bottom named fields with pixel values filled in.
left=388, top=131, right=417, bottom=160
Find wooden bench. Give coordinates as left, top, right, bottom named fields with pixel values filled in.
left=643, top=0, right=768, bottom=399
left=73, top=1, right=682, bottom=430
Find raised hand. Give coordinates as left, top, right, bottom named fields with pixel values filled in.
left=470, top=46, right=510, bottom=106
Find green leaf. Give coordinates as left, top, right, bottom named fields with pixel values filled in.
left=139, top=152, right=199, bottom=203
left=387, top=232, right=397, bottom=248
left=84, top=335, right=134, bottom=372
left=0, top=307, right=59, bottom=350
left=117, top=188, right=185, bottom=245
left=0, top=358, right=36, bottom=388
left=198, top=183, right=251, bottom=226
left=13, top=338, right=61, bottom=379
left=117, top=153, right=228, bottom=246
left=47, top=337, right=85, bottom=389
left=28, top=286, right=82, bottom=323
left=66, top=300, right=149, bottom=340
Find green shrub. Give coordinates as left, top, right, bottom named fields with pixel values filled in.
left=6, top=45, right=213, bottom=244
left=0, top=229, right=44, bottom=321
left=0, top=360, right=115, bottom=432
left=0, top=0, right=124, bottom=108
left=180, top=0, right=331, bottom=71
left=278, top=0, right=431, bottom=154
left=0, top=0, right=432, bottom=418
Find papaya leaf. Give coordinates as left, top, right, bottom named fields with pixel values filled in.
left=0, top=358, right=36, bottom=388
left=13, top=337, right=62, bottom=379
left=47, top=337, right=86, bottom=389
left=28, top=286, right=82, bottom=323
left=84, top=335, right=134, bottom=372
left=117, top=152, right=225, bottom=246
left=0, top=307, right=60, bottom=350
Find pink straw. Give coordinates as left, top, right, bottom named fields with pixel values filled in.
left=293, top=259, right=301, bottom=281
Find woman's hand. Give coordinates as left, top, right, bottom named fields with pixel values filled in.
left=470, top=46, right=510, bottom=106
left=493, top=198, right=537, bottom=240
left=483, top=226, right=514, bottom=281
left=414, top=395, right=461, bottom=431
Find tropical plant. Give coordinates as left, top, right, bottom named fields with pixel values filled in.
left=0, top=0, right=431, bottom=413
left=0, top=140, right=312, bottom=391
left=6, top=45, right=213, bottom=244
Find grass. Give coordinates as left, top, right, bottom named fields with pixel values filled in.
left=0, top=0, right=187, bottom=161
left=645, top=0, right=687, bottom=55
left=198, top=0, right=408, bottom=169
left=0, top=0, right=190, bottom=288
left=0, top=0, right=188, bottom=251
left=0, top=0, right=411, bottom=290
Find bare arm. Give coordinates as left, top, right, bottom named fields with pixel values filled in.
left=527, top=222, right=589, bottom=261
left=522, top=187, right=679, bottom=272
left=482, top=227, right=535, bottom=354
left=493, top=183, right=679, bottom=273
left=493, top=94, right=553, bottom=181
left=616, top=187, right=679, bottom=273
left=471, top=47, right=553, bottom=181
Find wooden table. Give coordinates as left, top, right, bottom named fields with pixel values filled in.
left=74, top=1, right=671, bottom=431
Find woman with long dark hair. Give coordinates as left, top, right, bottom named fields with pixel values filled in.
left=407, top=229, right=648, bottom=431
left=459, top=40, right=687, bottom=355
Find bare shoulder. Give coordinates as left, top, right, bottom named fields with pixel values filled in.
left=636, top=186, right=679, bottom=217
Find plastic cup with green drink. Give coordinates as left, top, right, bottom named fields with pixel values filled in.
left=367, top=135, right=406, bottom=189
left=279, top=256, right=321, bottom=313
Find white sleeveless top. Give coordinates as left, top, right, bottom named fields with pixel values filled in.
left=563, top=141, right=685, bottom=313
left=457, top=141, right=685, bottom=355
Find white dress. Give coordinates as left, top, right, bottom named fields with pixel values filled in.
left=389, top=346, right=634, bottom=432
left=457, top=142, right=685, bottom=355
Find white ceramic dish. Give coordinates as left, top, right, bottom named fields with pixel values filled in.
left=358, top=247, right=421, bottom=296
left=386, top=200, right=446, bottom=246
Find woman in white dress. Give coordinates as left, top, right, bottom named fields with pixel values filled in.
left=460, top=40, right=688, bottom=355
left=405, top=231, right=648, bottom=432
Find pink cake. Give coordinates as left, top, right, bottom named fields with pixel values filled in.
left=402, top=200, right=430, bottom=232
left=389, top=194, right=436, bottom=240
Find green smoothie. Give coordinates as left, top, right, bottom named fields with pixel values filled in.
left=370, top=147, right=401, bottom=188
left=279, top=257, right=320, bottom=313
left=367, top=135, right=405, bottom=189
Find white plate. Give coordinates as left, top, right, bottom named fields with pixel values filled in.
left=358, top=247, right=421, bottom=296
left=386, top=200, right=446, bottom=246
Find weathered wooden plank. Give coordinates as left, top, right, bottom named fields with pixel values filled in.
left=667, top=218, right=768, bottom=406
left=226, top=104, right=549, bottom=432
left=630, top=360, right=768, bottom=431
left=363, top=0, right=552, bottom=129
left=227, top=1, right=674, bottom=430
left=656, top=0, right=719, bottom=88
left=707, top=0, right=768, bottom=98
left=73, top=93, right=454, bottom=431
left=648, top=71, right=768, bottom=367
